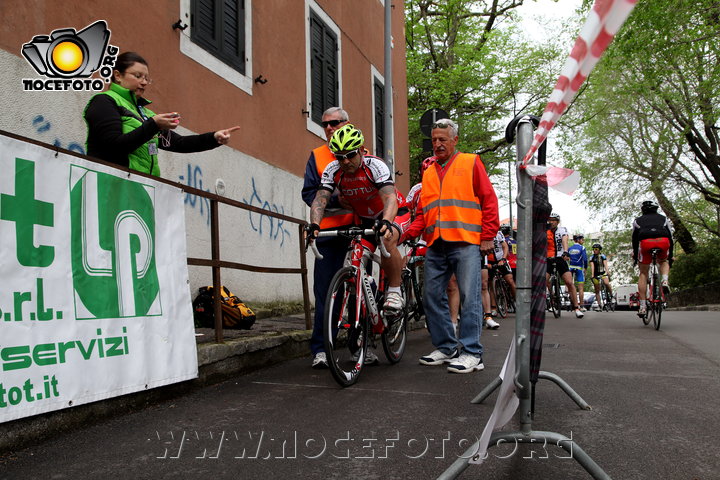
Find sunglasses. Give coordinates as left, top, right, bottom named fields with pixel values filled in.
left=322, top=119, right=345, bottom=128
left=334, top=150, right=359, bottom=161
left=432, top=121, right=451, bottom=129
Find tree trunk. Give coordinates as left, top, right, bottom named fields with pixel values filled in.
left=653, top=188, right=697, bottom=254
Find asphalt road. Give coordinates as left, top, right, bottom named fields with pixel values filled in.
left=1, top=308, right=719, bottom=480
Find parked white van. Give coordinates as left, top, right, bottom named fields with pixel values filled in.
left=615, top=284, right=638, bottom=310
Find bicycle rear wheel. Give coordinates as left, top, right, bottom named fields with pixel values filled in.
left=652, top=272, right=662, bottom=330
left=413, top=263, right=425, bottom=320
left=324, top=267, right=368, bottom=387
left=549, top=275, right=561, bottom=318
left=381, top=284, right=407, bottom=364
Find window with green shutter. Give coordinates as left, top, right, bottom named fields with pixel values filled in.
left=309, top=11, right=339, bottom=125
left=191, top=0, right=246, bottom=74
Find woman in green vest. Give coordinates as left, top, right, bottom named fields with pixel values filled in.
left=84, top=51, right=239, bottom=176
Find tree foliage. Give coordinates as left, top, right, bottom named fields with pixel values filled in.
left=404, top=0, right=568, bottom=184
left=562, top=0, right=720, bottom=248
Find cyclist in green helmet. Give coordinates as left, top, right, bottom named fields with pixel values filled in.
left=307, top=124, right=406, bottom=316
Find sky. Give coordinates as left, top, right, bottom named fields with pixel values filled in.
left=497, top=0, right=600, bottom=237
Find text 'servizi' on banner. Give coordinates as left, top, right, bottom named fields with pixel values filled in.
left=0, top=134, right=198, bottom=423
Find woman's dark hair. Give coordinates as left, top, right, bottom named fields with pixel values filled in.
left=112, top=52, right=148, bottom=82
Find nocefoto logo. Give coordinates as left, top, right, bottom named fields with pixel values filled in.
left=21, top=20, right=118, bottom=92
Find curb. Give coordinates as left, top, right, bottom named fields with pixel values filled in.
left=1, top=315, right=425, bottom=454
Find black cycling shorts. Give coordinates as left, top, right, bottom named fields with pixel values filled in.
left=547, top=256, right=570, bottom=276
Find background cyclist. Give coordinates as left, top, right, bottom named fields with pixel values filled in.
left=568, top=234, right=588, bottom=311
left=632, top=200, right=674, bottom=318
left=487, top=228, right=516, bottom=315
left=589, top=243, right=613, bottom=311
left=501, top=223, right=517, bottom=280
left=546, top=212, right=584, bottom=318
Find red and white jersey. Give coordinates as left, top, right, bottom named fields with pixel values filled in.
left=320, top=155, right=402, bottom=219
left=404, top=183, right=422, bottom=214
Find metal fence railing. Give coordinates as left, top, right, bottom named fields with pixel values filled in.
left=1, top=129, right=312, bottom=344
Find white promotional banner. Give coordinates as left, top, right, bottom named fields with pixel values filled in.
left=0, top=133, right=198, bottom=423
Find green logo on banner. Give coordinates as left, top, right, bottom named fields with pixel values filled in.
left=70, top=168, right=161, bottom=319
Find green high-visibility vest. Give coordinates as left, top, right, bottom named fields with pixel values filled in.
left=85, top=82, right=161, bottom=176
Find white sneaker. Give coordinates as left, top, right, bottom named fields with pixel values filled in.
left=419, top=349, right=458, bottom=365
left=384, top=291, right=405, bottom=315
left=447, top=353, right=484, bottom=374
left=353, top=349, right=380, bottom=365
left=574, top=308, right=584, bottom=318
left=485, top=318, right=500, bottom=329
left=311, top=352, right=328, bottom=369
left=637, top=304, right=647, bottom=318
left=661, top=280, right=670, bottom=296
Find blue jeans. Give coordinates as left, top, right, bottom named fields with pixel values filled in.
left=423, top=240, right=483, bottom=357
left=310, top=235, right=351, bottom=355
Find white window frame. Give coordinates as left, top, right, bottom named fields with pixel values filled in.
left=305, top=0, right=343, bottom=139
left=178, top=0, right=253, bottom=95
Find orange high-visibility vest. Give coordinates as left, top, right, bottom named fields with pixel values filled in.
left=313, top=145, right=356, bottom=229
left=420, top=153, right=483, bottom=246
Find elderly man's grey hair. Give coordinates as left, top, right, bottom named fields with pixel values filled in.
left=322, top=107, right=349, bottom=121
left=432, top=118, right=458, bottom=137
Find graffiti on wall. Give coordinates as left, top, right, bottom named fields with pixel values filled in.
left=243, top=177, right=292, bottom=247
left=178, top=163, right=211, bottom=227
left=32, top=115, right=85, bottom=154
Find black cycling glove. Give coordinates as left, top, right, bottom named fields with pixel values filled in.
left=305, top=223, right=320, bottom=242
left=374, top=219, right=393, bottom=236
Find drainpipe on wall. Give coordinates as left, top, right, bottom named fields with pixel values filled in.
left=384, top=0, right=394, bottom=178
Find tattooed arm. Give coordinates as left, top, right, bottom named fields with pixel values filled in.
left=310, top=189, right=331, bottom=226
left=378, top=185, right=398, bottom=222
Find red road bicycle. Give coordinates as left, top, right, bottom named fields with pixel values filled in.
left=641, top=247, right=666, bottom=330
left=310, top=227, right=408, bottom=387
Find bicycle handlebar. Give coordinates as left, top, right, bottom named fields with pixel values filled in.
left=309, top=228, right=391, bottom=260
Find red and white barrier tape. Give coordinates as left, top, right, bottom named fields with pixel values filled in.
left=521, top=0, right=637, bottom=194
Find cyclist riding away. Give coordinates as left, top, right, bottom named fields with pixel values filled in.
left=567, top=234, right=588, bottom=311
left=632, top=200, right=674, bottom=318
left=589, top=243, right=613, bottom=310
left=307, top=124, right=406, bottom=316
left=546, top=213, right=584, bottom=318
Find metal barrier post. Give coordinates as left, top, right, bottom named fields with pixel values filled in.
left=438, top=116, right=610, bottom=480
left=299, top=223, right=312, bottom=330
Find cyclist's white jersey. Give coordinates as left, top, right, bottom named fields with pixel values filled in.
left=490, top=230, right=506, bottom=261
left=485, top=231, right=505, bottom=265
left=552, top=226, right=569, bottom=257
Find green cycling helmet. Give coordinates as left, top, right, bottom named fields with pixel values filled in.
left=329, top=124, right=364, bottom=152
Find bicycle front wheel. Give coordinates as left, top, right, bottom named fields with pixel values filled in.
left=549, top=275, right=561, bottom=318
left=492, top=276, right=507, bottom=318
left=324, top=267, right=368, bottom=387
